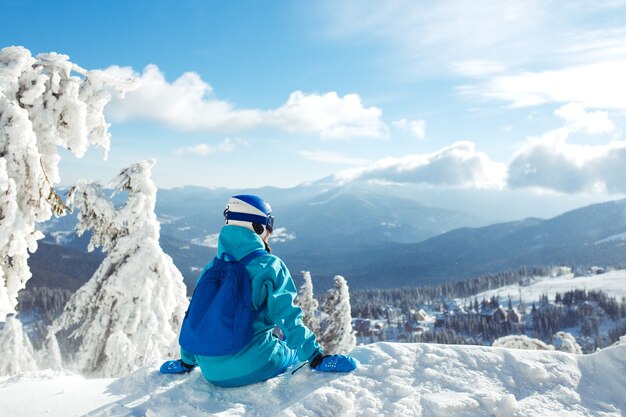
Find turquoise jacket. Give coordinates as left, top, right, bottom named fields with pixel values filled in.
left=181, top=226, right=322, bottom=387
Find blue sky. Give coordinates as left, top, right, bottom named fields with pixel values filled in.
left=3, top=0, right=626, bottom=205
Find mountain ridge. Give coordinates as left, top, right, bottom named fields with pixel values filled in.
left=334, top=198, right=626, bottom=289
left=34, top=183, right=626, bottom=292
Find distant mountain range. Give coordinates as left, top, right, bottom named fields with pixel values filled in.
left=30, top=182, right=626, bottom=294
left=338, top=199, right=626, bottom=289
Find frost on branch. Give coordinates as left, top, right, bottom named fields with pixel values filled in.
left=319, top=275, right=356, bottom=354
left=72, top=180, right=120, bottom=253
left=52, top=160, right=188, bottom=377
left=0, top=46, right=132, bottom=318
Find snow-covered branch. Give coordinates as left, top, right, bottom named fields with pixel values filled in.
left=0, top=46, right=133, bottom=318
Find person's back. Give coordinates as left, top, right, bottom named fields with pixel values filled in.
left=161, top=195, right=357, bottom=387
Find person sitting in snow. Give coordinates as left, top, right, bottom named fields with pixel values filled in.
left=161, top=194, right=357, bottom=387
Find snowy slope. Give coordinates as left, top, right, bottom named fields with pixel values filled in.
left=1, top=342, right=624, bottom=417
left=471, top=269, right=626, bottom=305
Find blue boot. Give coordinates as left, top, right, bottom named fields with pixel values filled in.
left=160, top=359, right=195, bottom=374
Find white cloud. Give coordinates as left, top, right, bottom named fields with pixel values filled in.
left=105, top=64, right=262, bottom=131
left=336, top=141, right=506, bottom=189
left=463, top=60, right=626, bottom=109
left=269, top=91, right=388, bottom=139
left=298, top=149, right=369, bottom=165
left=173, top=139, right=235, bottom=156
left=554, top=103, right=615, bottom=135
left=452, top=60, right=507, bottom=77
left=320, top=1, right=626, bottom=78
left=105, top=65, right=387, bottom=139
left=393, top=118, right=426, bottom=139
left=508, top=128, right=626, bottom=194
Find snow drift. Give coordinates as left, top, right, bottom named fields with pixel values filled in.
left=1, top=342, right=624, bottom=417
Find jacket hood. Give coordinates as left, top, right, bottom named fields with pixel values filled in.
left=217, top=226, right=266, bottom=261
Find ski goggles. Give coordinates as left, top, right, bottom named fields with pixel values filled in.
left=225, top=211, right=275, bottom=233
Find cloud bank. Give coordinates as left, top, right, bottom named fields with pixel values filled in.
left=336, top=104, right=626, bottom=195
left=508, top=128, right=626, bottom=194
left=506, top=104, right=624, bottom=194
left=336, top=141, right=507, bottom=189
left=105, top=65, right=387, bottom=139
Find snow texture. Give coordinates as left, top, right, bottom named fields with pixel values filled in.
left=52, top=161, right=188, bottom=377
left=1, top=342, right=624, bottom=417
left=320, top=275, right=356, bottom=354
left=0, top=46, right=132, bottom=319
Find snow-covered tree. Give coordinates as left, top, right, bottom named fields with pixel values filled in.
left=0, top=46, right=130, bottom=318
left=552, top=331, right=583, bottom=354
left=296, top=271, right=320, bottom=335
left=0, top=314, right=38, bottom=375
left=492, top=335, right=554, bottom=351
left=320, top=275, right=356, bottom=354
left=494, top=332, right=582, bottom=353
left=52, top=160, right=188, bottom=377
left=38, top=328, right=63, bottom=371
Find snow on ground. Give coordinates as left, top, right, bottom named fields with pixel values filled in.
left=471, top=269, right=626, bottom=305
left=0, top=371, right=122, bottom=417
left=1, top=342, right=625, bottom=417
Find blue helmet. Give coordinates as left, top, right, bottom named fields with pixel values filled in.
left=224, top=195, right=274, bottom=233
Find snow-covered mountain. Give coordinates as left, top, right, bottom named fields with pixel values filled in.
left=154, top=184, right=486, bottom=247
left=1, top=342, right=624, bottom=417
left=34, top=187, right=626, bottom=291
left=339, top=198, right=626, bottom=289
left=37, top=184, right=484, bottom=291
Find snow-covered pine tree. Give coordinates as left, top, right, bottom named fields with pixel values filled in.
left=0, top=314, right=38, bottom=375
left=296, top=271, right=320, bottom=335
left=39, top=328, right=63, bottom=371
left=552, top=331, right=583, bottom=354
left=0, top=46, right=131, bottom=319
left=320, top=275, right=356, bottom=354
left=52, top=160, right=188, bottom=377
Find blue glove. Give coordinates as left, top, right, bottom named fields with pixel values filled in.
left=310, top=354, right=357, bottom=372
left=160, top=359, right=195, bottom=374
